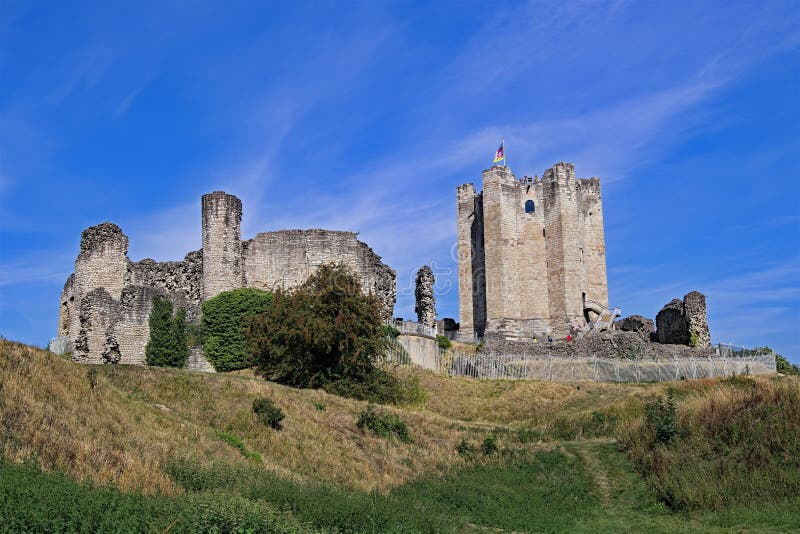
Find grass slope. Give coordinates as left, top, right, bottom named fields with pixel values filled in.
left=1, top=339, right=799, bottom=532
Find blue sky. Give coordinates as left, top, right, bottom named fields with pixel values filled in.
left=1, top=1, right=798, bottom=362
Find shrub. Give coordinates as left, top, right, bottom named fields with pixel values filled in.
left=356, top=404, right=411, bottom=443
left=145, top=295, right=188, bottom=367
left=481, top=433, right=498, bottom=455
left=253, top=397, right=285, bottom=430
left=689, top=330, right=699, bottom=347
left=202, top=288, right=273, bottom=372
left=643, top=391, right=677, bottom=445
left=382, top=324, right=401, bottom=339
left=247, top=264, right=397, bottom=401
left=456, top=438, right=478, bottom=457
left=436, top=335, right=451, bottom=350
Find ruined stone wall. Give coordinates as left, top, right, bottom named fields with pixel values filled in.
left=126, top=250, right=202, bottom=322
left=414, top=266, right=436, bottom=328
left=242, top=229, right=396, bottom=318
left=57, top=191, right=398, bottom=367
left=202, top=191, right=243, bottom=301
left=58, top=274, right=75, bottom=339
left=70, top=224, right=129, bottom=345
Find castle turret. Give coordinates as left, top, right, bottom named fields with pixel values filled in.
left=543, top=162, right=584, bottom=333
left=202, top=191, right=243, bottom=300
left=456, top=182, right=486, bottom=341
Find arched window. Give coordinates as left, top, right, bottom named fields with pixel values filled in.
left=524, top=200, right=535, bottom=214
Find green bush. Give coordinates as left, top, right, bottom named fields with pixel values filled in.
left=202, top=288, right=273, bottom=372
left=382, top=324, right=401, bottom=339
left=247, top=264, right=399, bottom=402
left=436, top=334, right=452, bottom=350
left=145, top=295, right=188, bottom=367
left=481, top=433, right=498, bottom=455
left=356, top=404, right=411, bottom=443
left=253, top=397, right=285, bottom=430
left=643, top=391, right=677, bottom=445
left=456, top=437, right=478, bottom=456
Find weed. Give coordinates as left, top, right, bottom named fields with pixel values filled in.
left=252, top=397, right=284, bottom=430
left=356, top=404, right=411, bottom=443
left=216, top=431, right=262, bottom=462
left=481, top=433, right=498, bottom=455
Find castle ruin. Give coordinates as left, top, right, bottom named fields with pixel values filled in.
left=54, top=191, right=396, bottom=366
left=457, top=163, right=609, bottom=342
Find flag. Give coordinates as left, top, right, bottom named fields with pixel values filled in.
left=493, top=141, right=505, bottom=164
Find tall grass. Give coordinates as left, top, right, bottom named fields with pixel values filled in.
left=619, top=375, right=800, bottom=511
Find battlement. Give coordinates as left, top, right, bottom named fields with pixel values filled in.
left=576, top=177, right=601, bottom=193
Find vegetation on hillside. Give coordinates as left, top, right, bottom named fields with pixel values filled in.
left=144, top=295, right=187, bottom=368
left=202, top=287, right=273, bottom=372
left=247, top=263, right=415, bottom=404
left=1, top=339, right=799, bottom=532
left=620, top=376, right=800, bottom=511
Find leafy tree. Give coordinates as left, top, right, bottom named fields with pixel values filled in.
left=145, top=295, right=188, bottom=367
left=247, top=263, right=390, bottom=396
left=201, top=288, right=273, bottom=372
left=776, top=353, right=800, bottom=375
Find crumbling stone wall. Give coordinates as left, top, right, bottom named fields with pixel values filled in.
left=414, top=266, right=436, bottom=328
left=655, top=292, right=711, bottom=347
left=126, top=250, right=202, bottom=322
left=55, top=191, right=397, bottom=367
left=242, top=229, right=396, bottom=319
left=616, top=315, right=655, bottom=341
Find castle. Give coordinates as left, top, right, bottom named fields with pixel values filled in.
left=53, top=191, right=396, bottom=366
left=456, top=162, right=609, bottom=342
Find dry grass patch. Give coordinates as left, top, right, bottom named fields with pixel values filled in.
left=0, top=340, right=472, bottom=494
left=0, top=340, right=241, bottom=494
left=101, top=365, right=468, bottom=492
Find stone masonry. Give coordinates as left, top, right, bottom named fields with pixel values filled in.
left=656, top=291, right=711, bottom=347
left=54, top=191, right=396, bottom=367
left=414, top=265, right=436, bottom=329
left=457, top=163, right=609, bottom=342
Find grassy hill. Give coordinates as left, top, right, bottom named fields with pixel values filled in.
left=1, top=339, right=798, bottom=532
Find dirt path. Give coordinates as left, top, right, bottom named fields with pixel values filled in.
left=568, top=439, right=616, bottom=507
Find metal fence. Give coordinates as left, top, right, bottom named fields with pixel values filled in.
left=386, top=342, right=776, bottom=383
left=388, top=319, right=437, bottom=338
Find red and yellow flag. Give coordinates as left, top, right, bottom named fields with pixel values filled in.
left=493, top=141, right=505, bottom=164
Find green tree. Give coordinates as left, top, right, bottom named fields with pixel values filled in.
left=247, top=263, right=391, bottom=396
left=145, top=295, right=188, bottom=367
left=201, top=288, right=273, bottom=372
left=776, top=353, right=800, bottom=375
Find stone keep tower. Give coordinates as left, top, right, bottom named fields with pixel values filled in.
left=456, top=162, right=609, bottom=342
left=202, top=191, right=243, bottom=301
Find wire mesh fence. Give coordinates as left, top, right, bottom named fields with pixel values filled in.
left=386, top=340, right=776, bottom=383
